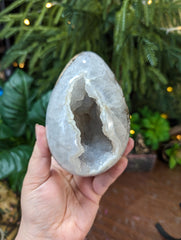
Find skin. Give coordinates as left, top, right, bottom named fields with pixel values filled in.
left=15, top=124, right=134, bottom=240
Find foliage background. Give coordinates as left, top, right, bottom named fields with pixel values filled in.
left=0, top=0, right=181, bottom=117
left=0, top=0, right=181, bottom=191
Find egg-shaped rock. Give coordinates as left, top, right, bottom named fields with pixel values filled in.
left=46, top=51, right=130, bottom=176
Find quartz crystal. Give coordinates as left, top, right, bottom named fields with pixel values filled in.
left=46, top=51, right=130, bottom=176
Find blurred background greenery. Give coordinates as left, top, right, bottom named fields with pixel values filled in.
left=0, top=0, right=181, bottom=192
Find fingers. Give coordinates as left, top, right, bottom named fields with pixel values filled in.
left=123, top=138, right=134, bottom=156
left=24, top=124, right=51, bottom=189
left=92, top=157, right=128, bottom=196
left=92, top=138, right=134, bottom=196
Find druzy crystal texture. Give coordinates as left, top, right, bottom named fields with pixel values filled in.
left=46, top=52, right=130, bottom=176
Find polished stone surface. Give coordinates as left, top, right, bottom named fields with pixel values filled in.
left=46, top=52, right=130, bottom=176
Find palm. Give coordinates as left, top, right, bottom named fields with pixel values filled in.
left=36, top=165, right=99, bottom=240
left=18, top=125, right=134, bottom=240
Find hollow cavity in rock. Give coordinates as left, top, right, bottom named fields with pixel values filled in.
left=70, top=78, right=113, bottom=168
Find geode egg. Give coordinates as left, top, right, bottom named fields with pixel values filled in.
left=46, top=51, right=130, bottom=176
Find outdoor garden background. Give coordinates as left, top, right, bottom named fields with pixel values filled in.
left=0, top=0, right=181, bottom=239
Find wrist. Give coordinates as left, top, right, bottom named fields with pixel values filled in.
left=16, top=217, right=87, bottom=240
left=15, top=219, right=44, bottom=240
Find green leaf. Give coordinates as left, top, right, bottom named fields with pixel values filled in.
left=169, top=156, right=177, bottom=169
left=120, top=0, right=130, bottom=32
left=73, top=0, right=102, bottom=15
left=0, top=145, right=32, bottom=179
left=177, top=158, right=181, bottom=165
left=143, top=1, right=149, bottom=26
left=0, top=122, right=14, bottom=139
left=114, top=0, right=129, bottom=52
left=0, top=0, right=26, bottom=16
left=148, top=67, right=168, bottom=85
left=143, top=39, right=158, bottom=67
left=2, top=69, right=33, bottom=136
left=0, top=139, right=15, bottom=153
left=28, top=91, right=52, bottom=125
left=165, top=148, right=172, bottom=156
left=0, top=145, right=32, bottom=191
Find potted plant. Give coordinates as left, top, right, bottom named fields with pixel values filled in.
left=160, top=141, right=181, bottom=169
left=127, top=107, right=170, bottom=171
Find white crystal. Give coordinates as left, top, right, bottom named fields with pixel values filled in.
left=46, top=52, right=130, bottom=176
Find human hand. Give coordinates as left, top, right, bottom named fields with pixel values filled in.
left=15, top=124, right=134, bottom=240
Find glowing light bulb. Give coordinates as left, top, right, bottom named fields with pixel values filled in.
left=160, top=113, right=168, bottom=119
left=130, top=115, right=132, bottom=119
left=130, top=129, right=135, bottom=135
left=176, top=135, right=181, bottom=141
left=46, top=2, right=53, bottom=8
left=24, top=18, right=30, bottom=26
left=0, top=87, right=3, bottom=97
left=67, top=21, right=71, bottom=25
left=19, top=63, right=25, bottom=68
left=167, top=86, right=173, bottom=92
left=147, top=0, right=152, bottom=5
left=13, top=62, right=18, bottom=67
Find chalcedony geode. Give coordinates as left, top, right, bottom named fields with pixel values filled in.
left=46, top=51, right=130, bottom=176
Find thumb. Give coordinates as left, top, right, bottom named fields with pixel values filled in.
left=24, top=124, right=51, bottom=189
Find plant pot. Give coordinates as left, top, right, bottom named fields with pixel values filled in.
left=126, top=153, right=157, bottom=172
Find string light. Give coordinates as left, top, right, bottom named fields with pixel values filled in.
left=67, top=21, right=71, bottom=25
left=19, top=63, right=25, bottom=68
left=167, top=86, right=173, bottom=93
left=24, top=18, right=30, bottom=26
left=0, top=87, right=3, bottom=97
left=160, top=113, right=168, bottom=119
left=147, top=0, right=152, bottom=5
left=130, top=115, right=132, bottom=119
left=45, top=2, right=53, bottom=8
left=13, top=62, right=18, bottom=67
left=130, top=130, right=135, bottom=135
left=176, top=135, right=181, bottom=141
